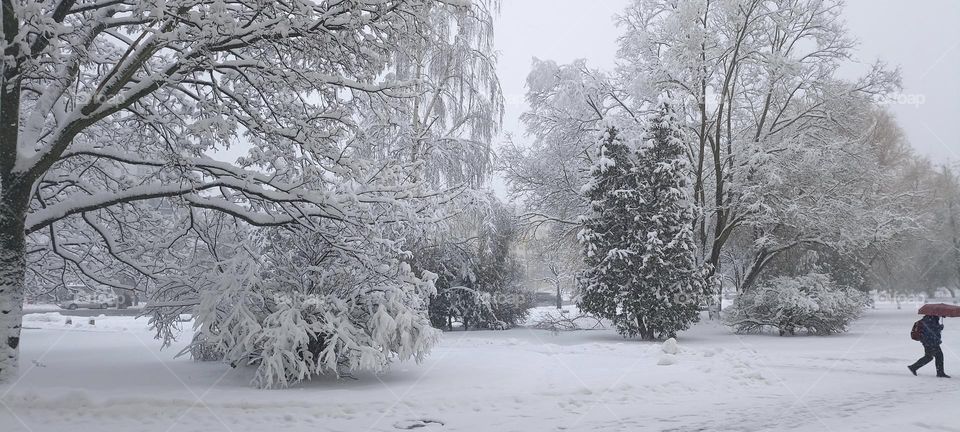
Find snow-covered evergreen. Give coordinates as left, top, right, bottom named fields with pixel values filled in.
left=578, top=100, right=705, bottom=341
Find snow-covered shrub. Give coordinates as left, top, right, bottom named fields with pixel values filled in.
left=725, top=273, right=870, bottom=336
left=426, top=258, right=533, bottom=331
left=188, top=334, right=224, bottom=362
left=486, top=284, right=535, bottom=330
left=418, top=197, right=533, bottom=330
left=186, top=229, right=439, bottom=388
left=428, top=285, right=496, bottom=330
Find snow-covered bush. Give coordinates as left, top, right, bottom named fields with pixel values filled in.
left=725, top=273, right=870, bottom=336
left=184, top=229, right=439, bottom=388
left=188, top=334, right=224, bottom=362
left=418, top=197, right=533, bottom=331
left=428, top=285, right=496, bottom=330
left=425, top=255, right=534, bottom=331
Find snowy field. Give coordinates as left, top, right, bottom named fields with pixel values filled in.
left=3, top=305, right=958, bottom=432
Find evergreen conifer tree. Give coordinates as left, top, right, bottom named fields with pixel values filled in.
left=578, top=99, right=705, bottom=340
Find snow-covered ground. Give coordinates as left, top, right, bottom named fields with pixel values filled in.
left=22, top=304, right=60, bottom=312
left=3, top=305, right=958, bottom=432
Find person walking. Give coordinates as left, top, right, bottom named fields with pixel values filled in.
left=909, top=315, right=950, bottom=378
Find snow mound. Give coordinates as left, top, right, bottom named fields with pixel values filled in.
left=21, top=313, right=149, bottom=332
left=22, top=312, right=64, bottom=323
left=702, top=347, right=723, bottom=357
left=661, top=337, right=680, bottom=354
left=657, top=354, right=678, bottom=366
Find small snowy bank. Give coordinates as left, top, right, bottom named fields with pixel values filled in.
left=3, top=305, right=957, bottom=432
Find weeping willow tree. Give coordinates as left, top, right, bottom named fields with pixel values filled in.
left=362, top=0, right=503, bottom=187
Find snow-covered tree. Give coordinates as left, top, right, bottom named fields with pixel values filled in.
left=500, top=59, right=618, bottom=242
left=628, top=100, right=707, bottom=337
left=735, top=99, right=916, bottom=292
left=617, top=0, right=900, bottom=295
left=578, top=101, right=705, bottom=340
left=868, top=152, right=960, bottom=301
left=578, top=127, right=641, bottom=335
left=0, top=0, right=499, bottom=382
left=504, top=0, right=906, bottom=309
left=416, top=196, right=532, bottom=331
left=528, top=235, right=581, bottom=309
left=361, top=0, right=502, bottom=187
left=475, top=202, right=533, bottom=328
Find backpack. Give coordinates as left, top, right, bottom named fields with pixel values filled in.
left=910, top=320, right=925, bottom=341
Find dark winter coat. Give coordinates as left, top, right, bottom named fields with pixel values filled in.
left=920, top=315, right=944, bottom=346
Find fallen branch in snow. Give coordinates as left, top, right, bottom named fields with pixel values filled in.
left=531, top=311, right=605, bottom=333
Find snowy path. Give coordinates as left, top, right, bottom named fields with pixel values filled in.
left=3, top=306, right=958, bottom=432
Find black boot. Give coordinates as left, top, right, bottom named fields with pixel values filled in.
left=937, top=373, right=951, bottom=378
left=908, top=365, right=918, bottom=376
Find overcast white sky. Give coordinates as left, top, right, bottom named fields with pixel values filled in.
left=492, top=0, right=960, bottom=163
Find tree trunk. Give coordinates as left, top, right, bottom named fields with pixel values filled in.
left=555, top=282, right=562, bottom=310
left=1, top=0, right=26, bottom=381
left=636, top=316, right=654, bottom=341
left=739, top=250, right=769, bottom=293
left=0, top=9, right=28, bottom=378
left=0, top=205, right=27, bottom=381
left=713, top=280, right=723, bottom=320
left=947, top=180, right=960, bottom=298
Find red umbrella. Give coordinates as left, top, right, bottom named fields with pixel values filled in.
left=918, top=303, right=960, bottom=318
